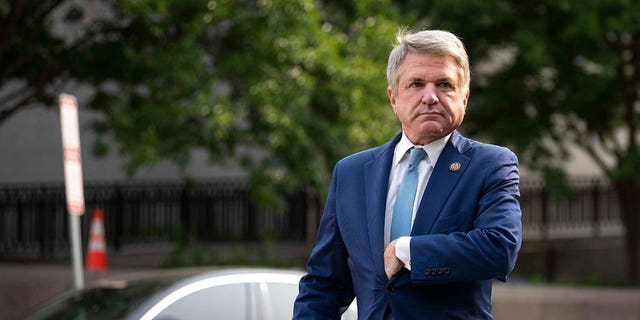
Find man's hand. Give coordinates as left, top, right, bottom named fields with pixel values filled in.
left=384, top=240, right=403, bottom=279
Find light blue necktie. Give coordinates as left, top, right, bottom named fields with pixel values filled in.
left=391, top=147, right=427, bottom=240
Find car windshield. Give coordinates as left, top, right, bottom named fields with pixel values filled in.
left=24, top=279, right=172, bottom=320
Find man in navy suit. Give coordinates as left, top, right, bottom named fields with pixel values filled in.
left=293, top=28, right=522, bottom=319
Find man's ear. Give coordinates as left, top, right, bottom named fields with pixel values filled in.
left=388, top=86, right=397, bottom=114
left=463, top=88, right=470, bottom=109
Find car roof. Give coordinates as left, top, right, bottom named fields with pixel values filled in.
left=24, top=267, right=306, bottom=320
left=125, top=267, right=306, bottom=320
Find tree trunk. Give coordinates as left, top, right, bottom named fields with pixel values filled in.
left=614, top=180, right=640, bottom=284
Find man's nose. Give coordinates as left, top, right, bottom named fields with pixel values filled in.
left=421, top=84, right=439, bottom=105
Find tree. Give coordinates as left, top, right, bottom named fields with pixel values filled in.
left=200, top=0, right=402, bottom=203
left=0, top=0, right=403, bottom=204
left=398, top=0, right=640, bottom=283
left=1, top=0, right=223, bottom=170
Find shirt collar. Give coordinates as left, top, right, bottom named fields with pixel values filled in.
left=393, top=131, right=452, bottom=167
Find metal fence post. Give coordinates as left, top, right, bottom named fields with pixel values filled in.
left=592, top=182, right=600, bottom=237
left=37, top=187, right=46, bottom=259
left=180, top=186, right=191, bottom=242
left=246, top=196, right=257, bottom=241
left=305, top=188, right=320, bottom=248
left=542, top=185, right=556, bottom=282
left=114, top=185, right=123, bottom=252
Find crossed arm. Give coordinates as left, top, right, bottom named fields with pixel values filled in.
left=384, top=150, right=521, bottom=282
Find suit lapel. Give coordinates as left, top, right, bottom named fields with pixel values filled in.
left=412, top=132, right=471, bottom=235
left=364, top=134, right=399, bottom=275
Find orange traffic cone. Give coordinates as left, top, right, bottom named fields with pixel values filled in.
left=86, top=208, right=108, bottom=271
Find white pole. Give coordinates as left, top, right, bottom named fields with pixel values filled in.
left=69, top=214, right=85, bottom=289
left=59, top=93, right=86, bottom=290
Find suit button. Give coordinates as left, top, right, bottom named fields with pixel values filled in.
left=424, top=268, right=431, bottom=276
left=387, top=285, right=396, bottom=292
left=444, top=268, right=451, bottom=275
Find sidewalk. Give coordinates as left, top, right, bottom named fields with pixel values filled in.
left=3, top=263, right=640, bottom=320
left=493, top=282, right=640, bottom=320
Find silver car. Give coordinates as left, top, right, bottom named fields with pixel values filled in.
left=23, top=268, right=357, bottom=320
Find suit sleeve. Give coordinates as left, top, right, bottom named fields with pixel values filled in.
left=293, top=163, right=355, bottom=319
left=409, top=149, right=522, bottom=284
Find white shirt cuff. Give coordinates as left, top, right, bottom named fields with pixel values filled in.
left=395, top=236, right=412, bottom=270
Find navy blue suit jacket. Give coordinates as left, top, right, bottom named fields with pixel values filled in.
left=294, top=131, right=522, bottom=319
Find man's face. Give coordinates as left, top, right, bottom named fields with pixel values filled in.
left=388, top=53, right=470, bottom=145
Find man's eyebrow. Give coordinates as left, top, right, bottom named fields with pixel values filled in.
left=407, top=77, right=425, bottom=82
left=436, top=76, right=455, bottom=82
left=404, top=75, right=456, bottom=83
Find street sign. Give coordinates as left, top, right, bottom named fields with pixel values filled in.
left=59, top=93, right=85, bottom=215
left=59, top=93, right=86, bottom=289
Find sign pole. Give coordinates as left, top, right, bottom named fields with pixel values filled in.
left=59, top=93, right=86, bottom=290
left=69, top=214, right=84, bottom=289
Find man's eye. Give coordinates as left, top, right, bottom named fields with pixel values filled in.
left=438, top=82, right=452, bottom=89
left=410, top=81, right=424, bottom=88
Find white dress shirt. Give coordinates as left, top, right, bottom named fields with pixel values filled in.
left=384, top=132, right=451, bottom=270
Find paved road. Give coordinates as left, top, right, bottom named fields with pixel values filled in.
left=3, top=263, right=640, bottom=320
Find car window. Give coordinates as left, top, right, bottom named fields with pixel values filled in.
left=259, top=282, right=357, bottom=320
left=260, top=282, right=298, bottom=319
left=23, top=281, right=170, bottom=320
left=154, top=283, right=247, bottom=320
left=341, top=300, right=358, bottom=320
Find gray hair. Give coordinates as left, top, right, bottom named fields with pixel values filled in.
left=386, top=28, right=470, bottom=97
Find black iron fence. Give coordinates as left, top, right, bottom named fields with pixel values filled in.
left=0, top=180, right=312, bottom=260
left=520, top=177, right=623, bottom=240
left=0, top=177, right=625, bottom=261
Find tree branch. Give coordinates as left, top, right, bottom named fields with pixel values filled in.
left=630, top=33, right=640, bottom=150
left=565, top=121, right=612, bottom=174
left=36, top=0, right=65, bottom=25
left=0, top=83, right=28, bottom=106
left=0, top=11, right=128, bottom=126
left=0, top=0, right=25, bottom=48
left=579, top=138, right=613, bottom=175
left=612, top=33, right=639, bottom=151
left=567, top=132, right=611, bottom=174
left=597, top=130, right=624, bottom=162
left=0, top=88, right=37, bottom=124
left=0, top=0, right=66, bottom=81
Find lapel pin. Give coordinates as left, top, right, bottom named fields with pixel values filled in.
left=449, top=162, right=461, bottom=172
